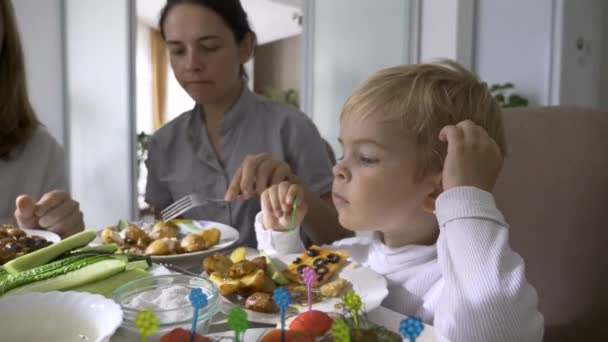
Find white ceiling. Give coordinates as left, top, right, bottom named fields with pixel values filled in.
left=136, top=0, right=302, bottom=45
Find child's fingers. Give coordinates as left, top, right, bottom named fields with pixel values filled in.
left=278, top=181, right=290, bottom=213
left=439, top=125, right=465, bottom=147
left=286, top=184, right=304, bottom=208
left=267, top=187, right=283, bottom=217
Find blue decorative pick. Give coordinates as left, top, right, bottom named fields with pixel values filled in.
left=188, top=288, right=208, bottom=342
left=273, top=287, right=291, bottom=342
left=400, top=316, right=424, bottom=342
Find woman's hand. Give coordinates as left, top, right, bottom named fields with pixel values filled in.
left=261, top=181, right=308, bottom=231
left=225, top=153, right=295, bottom=201
left=14, top=191, right=84, bottom=238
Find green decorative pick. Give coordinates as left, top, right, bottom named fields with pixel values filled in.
left=227, top=306, right=249, bottom=342
left=343, top=290, right=362, bottom=329
left=332, top=319, right=351, bottom=342
left=289, top=195, right=298, bottom=233
left=135, top=309, right=158, bottom=342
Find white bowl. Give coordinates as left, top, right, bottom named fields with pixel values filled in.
left=0, top=291, right=123, bottom=342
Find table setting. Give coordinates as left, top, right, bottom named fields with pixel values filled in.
left=0, top=219, right=442, bottom=341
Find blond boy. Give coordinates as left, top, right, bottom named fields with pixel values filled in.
left=255, top=60, right=544, bottom=341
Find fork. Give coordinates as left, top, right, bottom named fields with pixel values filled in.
left=160, top=263, right=207, bottom=278
left=160, top=194, right=226, bottom=221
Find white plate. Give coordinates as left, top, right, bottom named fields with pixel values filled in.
left=96, top=220, right=239, bottom=270
left=0, top=291, right=122, bottom=342
left=219, top=252, right=389, bottom=325
left=22, top=228, right=61, bottom=242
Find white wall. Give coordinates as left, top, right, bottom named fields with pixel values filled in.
left=136, top=21, right=154, bottom=135
left=474, top=0, right=554, bottom=106
left=310, top=0, right=412, bottom=154
left=420, top=0, right=475, bottom=68
left=12, top=0, right=65, bottom=145
left=65, top=0, right=136, bottom=228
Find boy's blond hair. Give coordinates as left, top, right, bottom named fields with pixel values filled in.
left=341, top=59, right=507, bottom=180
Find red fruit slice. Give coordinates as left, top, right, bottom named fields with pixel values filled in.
left=160, top=328, right=211, bottom=342
left=288, top=310, right=333, bottom=336
left=260, top=329, right=315, bottom=342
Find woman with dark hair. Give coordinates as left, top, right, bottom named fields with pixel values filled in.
left=146, top=0, right=350, bottom=247
left=0, top=0, right=84, bottom=237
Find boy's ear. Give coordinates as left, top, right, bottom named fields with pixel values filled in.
left=422, top=173, right=443, bottom=213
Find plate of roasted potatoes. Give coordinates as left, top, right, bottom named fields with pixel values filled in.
left=97, top=219, right=239, bottom=269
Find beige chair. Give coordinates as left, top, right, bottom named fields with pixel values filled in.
left=494, top=106, right=608, bottom=341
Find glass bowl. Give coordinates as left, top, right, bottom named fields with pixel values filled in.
left=112, top=274, right=220, bottom=341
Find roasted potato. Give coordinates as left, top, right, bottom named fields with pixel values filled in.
left=101, top=227, right=122, bottom=244
left=237, top=269, right=266, bottom=297
left=251, top=256, right=267, bottom=270
left=123, top=224, right=148, bottom=244
left=199, top=228, right=220, bottom=247
left=209, top=272, right=240, bottom=296
left=230, top=247, right=247, bottom=263
left=151, top=220, right=179, bottom=239
left=203, top=253, right=234, bottom=274
left=144, top=238, right=176, bottom=255
left=229, top=260, right=263, bottom=279
left=260, top=274, right=276, bottom=293
left=245, top=292, right=279, bottom=314
left=180, top=234, right=208, bottom=253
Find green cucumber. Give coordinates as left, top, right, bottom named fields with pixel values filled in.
left=5, top=254, right=91, bottom=281
left=0, top=268, right=8, bottom=283
left=259, top=250, right=288, bottom=285
left=72, top=268, right=149, bottom=298
left=125, top=260, right=150, bottom=271
left=3, top=230, right=96, bottom=275
left=4, top=258, right=126, bottom=296
left=72, top=243, right=118, bottom=254
left=0, top=255, right=113, bottom=294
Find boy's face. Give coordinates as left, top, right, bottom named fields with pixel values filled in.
left=332, top=116, right=439, bottom=233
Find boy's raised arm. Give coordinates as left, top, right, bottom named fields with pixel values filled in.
left=433, top=186, right=544, bottom=342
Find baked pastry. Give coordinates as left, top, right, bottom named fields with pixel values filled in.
left=283, top=246, right=348, bottom=286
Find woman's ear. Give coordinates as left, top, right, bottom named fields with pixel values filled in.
left=239, top=32, right=256, bottom=64
left=422, top=173, right=443, bottom=213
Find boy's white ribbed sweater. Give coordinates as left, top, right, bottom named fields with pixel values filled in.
left=255, top=186, right=544, bottom=342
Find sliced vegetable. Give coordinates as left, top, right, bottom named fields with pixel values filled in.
left=3, top=230, right=96, bottom=275
left=72, top=243, right=118, bottom=254
left=4, top=258, right=126, bottom=296
left=0, top=255, right=121, bottom=295
left=259, top=250, right=288, bottom=285
left=0, top=267, right=8, bottom=283
left=72, top=268, right=149, bottom=297
left=126, top=260, right=150, bottom=271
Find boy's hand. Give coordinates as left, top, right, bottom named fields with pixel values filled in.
left=438, top=120, right=503, bottom=192
left=261, top=181, right=308, bottom=231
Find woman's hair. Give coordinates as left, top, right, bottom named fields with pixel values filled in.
left=158, top=0, right=254, bottom=77
left=0, top=0, right=39, bottom=160
left=342, top=59, right=507, bottom=181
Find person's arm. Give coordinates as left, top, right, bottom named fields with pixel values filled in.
left=255, top=211, right=305, bottom=255
left=225, top=112, right=352, bottom=245
left=433, top=187, right=544, bottom=342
